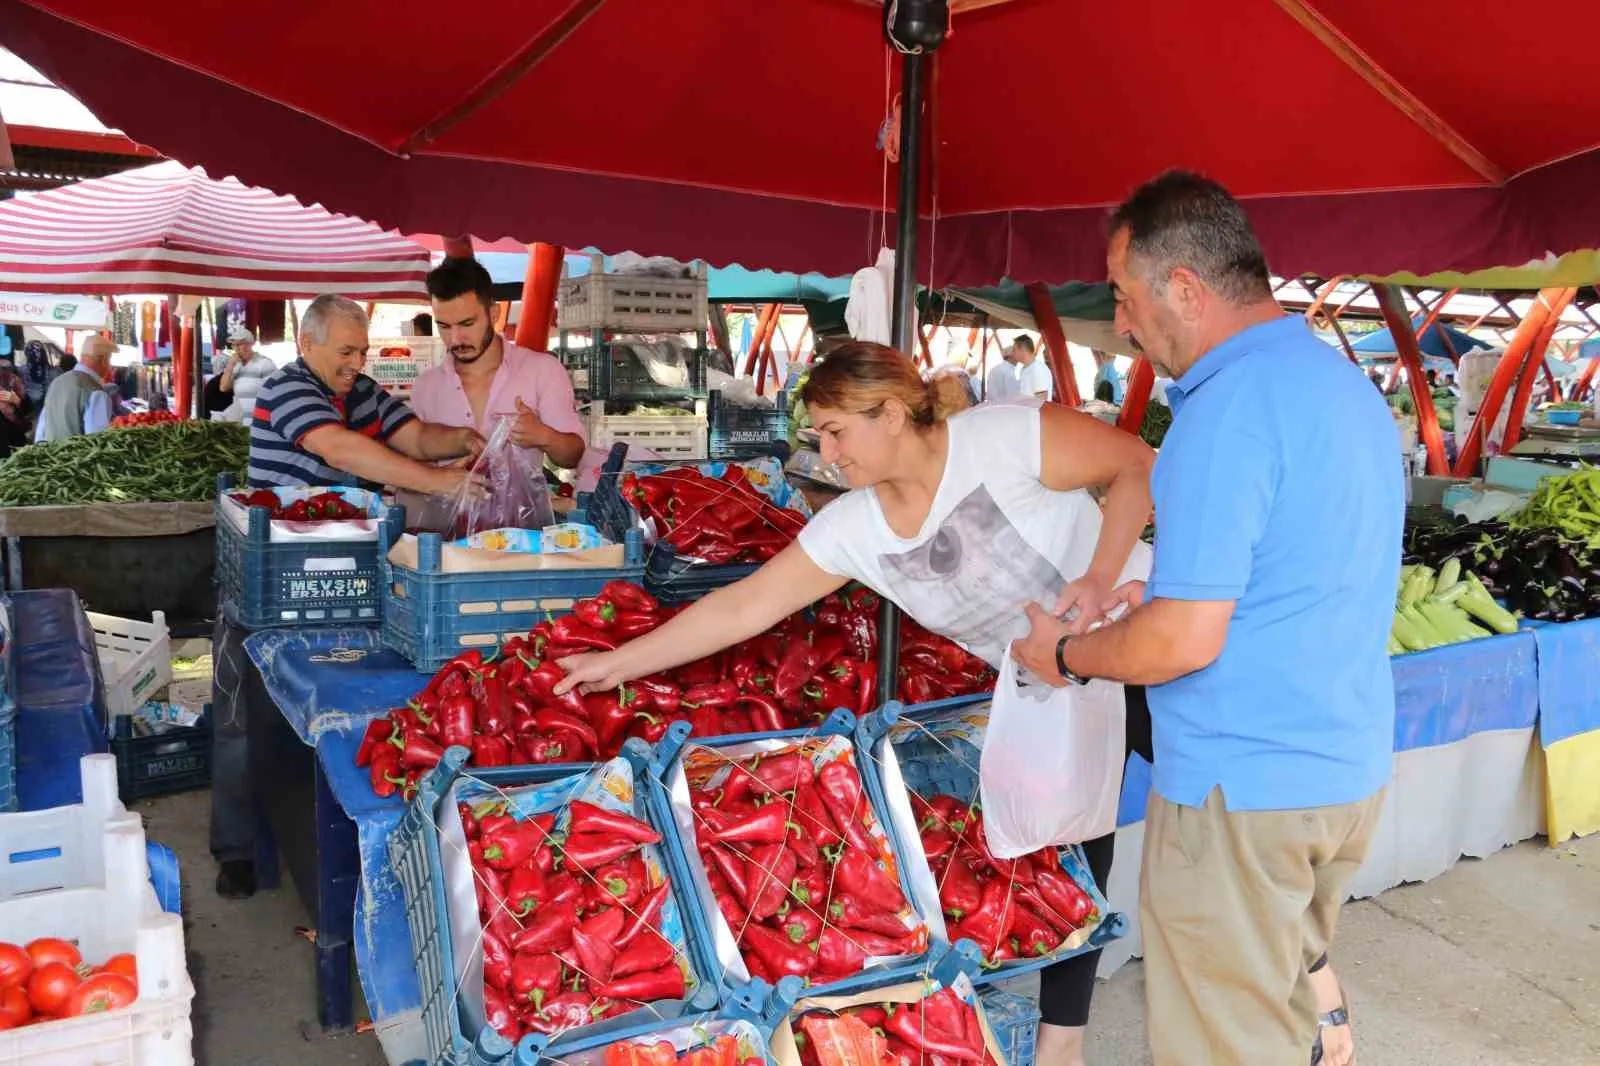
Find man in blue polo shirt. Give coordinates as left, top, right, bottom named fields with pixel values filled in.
left=1016, top=172, right=1402, bottom=1066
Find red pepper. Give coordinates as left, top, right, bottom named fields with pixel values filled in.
left=788, top=870, right=830, bottom=913
left=369, top=746, right=404, bottom=798
left=709, top=803, right=795, bottom=846
left=585, top=854, right=647, bottom=909
left=633, top=676, right=681, bottom=714
left=354, top=718, right=394, bottom=766
left=542, top=872, right=581, bottom=908
left=742, top=843, right=797, bottom=920
left=568, top=800, right=662, bottom=845
left=833, top=849, right=907, bottom=915
left=611, top=929, right=676, bottom=979
left=529, top=991, right=606, bottom=1034
left=750, top=752, right=813, bottom=792
left=482, top=927, right=515, bottom=992
left=472, top=734, right=513, bottom=767
left=618, top=880, right=672, bottom=947
left=483, top=820, right=549, bottom=870
left=460, top=803, right=481, bottom=839
left=522, top=735, right=569, bottom=764
left=673, top=657, right=723, bottom=688
left=951, top=880, right=1014, bottom=959
left=506, top=862, right=547, bottom=917
left=550, top=615, right=618, bottom=651
left=938, top=855, right=983, bottom=919
left=594, top=964, right=686, bottom=1003
left=574, top=596, right=619, bottom=630
left=524, top=661, right=591, bottom=718
left=816, top=760, right=875, bottom=853
left=532, top=709, right=598, bottom=754
left=813, top=926, right=866, bottom=976
left=802, top=678, right=857, bottom=716
left=687, top=703, right=725, bottom=740
left=589, top=692, right=633, bottom=756
left=509, top=899, right=578, bottom=954
left=509, top=951, right=562, bottom=1009
left=397, top=731, right=445, bottom=771
left=483, top=984, right=520, bottom=1040
left=826, top=895, right=910, bottom=939
left=630, top=712, right=669, bottom=745
left=854, top=661, right=878, bottom=717
left=571, top=921, right=618, bottom=985
left=563, top=834, right=641, bottom=872
left=773, top=640, right=822, bottom=701
left=702, top=845, right=750, bottom=902
left=613, top=611, right=661, bottom=639
left=1010, top=908, right=1062, bottom=958
left=683, top=679, right=738, bottom=709
left=601, top=580, right=658, bottom=614
left=884, top=1004, right=982, bottom=1062
left=794, top=783, right=842, bottom=847
left=740, top=923, right=817, bottom=979
left=1034, top=862, right=1096, bottom=928
left=580, top=905, right=628, bottom=943
left=781, top=907, right=824, bottom=946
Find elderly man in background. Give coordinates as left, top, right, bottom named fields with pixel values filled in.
left=203, top=326, right=277, bottom=423
left=34, top=334, right=115, bottom=443
left=211, top=294, right=487, bottom=900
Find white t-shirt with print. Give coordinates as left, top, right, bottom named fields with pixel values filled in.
left=798, top=401, right=1151, bottom=669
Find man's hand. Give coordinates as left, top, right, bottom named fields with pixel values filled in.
left=506, top=398, right=553, bottom=450
left=1013, top=602, right=1074, bottom=688
left=0, top=388, right=18, bottom=406
left=453, top=426, right=487, bottom=462
left=429, top=465, right=490, bottom=501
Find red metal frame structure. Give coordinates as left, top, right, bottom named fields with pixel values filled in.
left=513, top=242, right=564, bottom=351
left=1502, top=307, right=1569, bottom=450
left=1375, top=285, right=1449, bottom=475
left=1382, top=288, right=1458, bottom=391
left=1116, top=359, right=1156, bottom=435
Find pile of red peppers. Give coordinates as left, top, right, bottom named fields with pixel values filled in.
left=687, top=744, right=926, bottom=987
left=619, top=465, right=807, bottom=565
left=461, top=795, right=689, bottom=1043
left=812, top=591, right=997, bottom=707
left=794, top=987, right=999, bottom=1066
left=230, top=489, right=366, bottom=522
left=915, top=794, right=1097, bottom=964
left=604, top=1034, right=763, bottom=1066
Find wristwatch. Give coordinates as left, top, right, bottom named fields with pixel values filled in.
left=1055, top=635, right=1090, bottom=686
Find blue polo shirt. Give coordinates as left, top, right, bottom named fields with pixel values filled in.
left=1148, top=315, right=1403, bottom=812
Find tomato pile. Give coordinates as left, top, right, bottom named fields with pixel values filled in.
left=604, top=1034, right=763, bottom=1066
left=356, top=581, right=995, bottom=799
left=0, top=939, right=139, bottom=1029
left=687, top=744, right=926, bottom=986
left=915, top=794, right=1098, bottom=964
left=794, top=988, right=999, bottom=1066
left=619, top=466, right=806, bottom=565
left=109, top=410, right=181, bottom=429
left=230, top=488, right=366, bottom=521
left=463, top=797, right=688, bottom=1043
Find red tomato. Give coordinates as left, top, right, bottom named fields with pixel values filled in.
left=26, top=962, right=79, bottom=1015
left=0, top=984, right=30, bottom=1029
left=98, top=954, right=138, bottom=987
left=25, top=939, right=81, bottom=971
left=0, top=943, right=31, bottom=988
left=64, top=973, right=137, bottom=1016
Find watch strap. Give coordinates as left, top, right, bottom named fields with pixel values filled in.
left=1054, top=635, right=1089, bottom=686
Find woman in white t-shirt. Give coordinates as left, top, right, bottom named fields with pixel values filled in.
left=558, top=342, right=1154, bottom=1066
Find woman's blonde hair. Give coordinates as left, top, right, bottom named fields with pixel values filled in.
left=800, top=341, right=968, bottom=426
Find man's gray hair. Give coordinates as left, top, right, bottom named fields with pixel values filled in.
left=1108, top=170, right=1273, bottom=305
left=79, top=335, right=117, bottom=364
left=300, top=294, right=369, bottom=345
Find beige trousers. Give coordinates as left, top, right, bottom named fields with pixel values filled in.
left=1140, top=786, right=1385, bottom=1066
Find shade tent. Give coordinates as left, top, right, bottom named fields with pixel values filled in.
left=1351, top=320, right=1492, bottom=360
left=6, top=1, right=1600, bottom=286
left=0, top=161, right=431, bottom=299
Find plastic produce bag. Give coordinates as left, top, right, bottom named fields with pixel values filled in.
left=447, top=414, right=555, bottom=539
left=979, top=647, right=1124, bottom=857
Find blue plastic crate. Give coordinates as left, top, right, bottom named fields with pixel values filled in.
left=214, top=474, right=403, bottom=629
left=978, top=987, right=1040, bottom=1066
left=708, top=390, right=789, bottom=460
left=380, top=525, right=647, bottom=672
left=642, top=714, right=952, bottom=1001
left=588, top=445, right=805, bottom=604
left=855, top=703, right=1126, bottom=986
left=0, top=594, right=15, bottom=812
left=511, top=976, right=802, bottom=1066
left=389, top=744, right=721, bottom=1066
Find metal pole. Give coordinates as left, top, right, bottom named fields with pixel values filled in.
left=877, top=48, right=928, bottom=705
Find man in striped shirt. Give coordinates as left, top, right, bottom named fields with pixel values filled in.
left=213, top=294, right=485, bottom=902
left=248, top=294, right=485, bottom=493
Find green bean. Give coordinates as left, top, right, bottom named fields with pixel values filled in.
left=0, top=422, right=249, bottom=507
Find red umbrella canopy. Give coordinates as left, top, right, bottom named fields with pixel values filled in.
left=4, top=0, right=1597, bottom=285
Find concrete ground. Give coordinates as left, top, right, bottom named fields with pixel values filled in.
left=138, top=787, right=1600, bottom=1066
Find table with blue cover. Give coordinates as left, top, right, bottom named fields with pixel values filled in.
left=243, top=627, right=432, bottom=1064
left=1530, top=617, right=1600, bottom=842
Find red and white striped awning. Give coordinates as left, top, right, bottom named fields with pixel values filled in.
left=0, top=161, right=429, bottom=299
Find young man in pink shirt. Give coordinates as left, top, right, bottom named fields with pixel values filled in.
left=412, top=257, right=586, bottom=469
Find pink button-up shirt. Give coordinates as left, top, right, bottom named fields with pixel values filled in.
left=411, top=340, right=586, bottom=444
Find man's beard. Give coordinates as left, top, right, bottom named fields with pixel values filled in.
left=451, top=323, right=495, bottom=365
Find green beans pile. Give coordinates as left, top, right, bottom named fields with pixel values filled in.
left=1508, top=467, right=1600, bottom=545
left=0, top=421, right=249, bottom=507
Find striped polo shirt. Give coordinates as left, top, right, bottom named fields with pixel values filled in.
left=248, top=359, right=416, bottom=487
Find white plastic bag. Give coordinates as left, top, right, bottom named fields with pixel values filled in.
left=979, top=646, right=1125, bottom=857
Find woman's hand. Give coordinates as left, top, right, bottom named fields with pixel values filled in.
left=554, top=650, right=633, bottom=695
left=1054, top=573, right=1115, bottom=634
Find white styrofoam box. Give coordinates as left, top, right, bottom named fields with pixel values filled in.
left=558, top=255, right=709, bottom=333
left=87, top=612, right=172, bottom=718
left=0, top=825, right=193, bottom=1066
left=585, top=406, right=708, bottom=462
left=0, top=755, right=140, bottom=900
